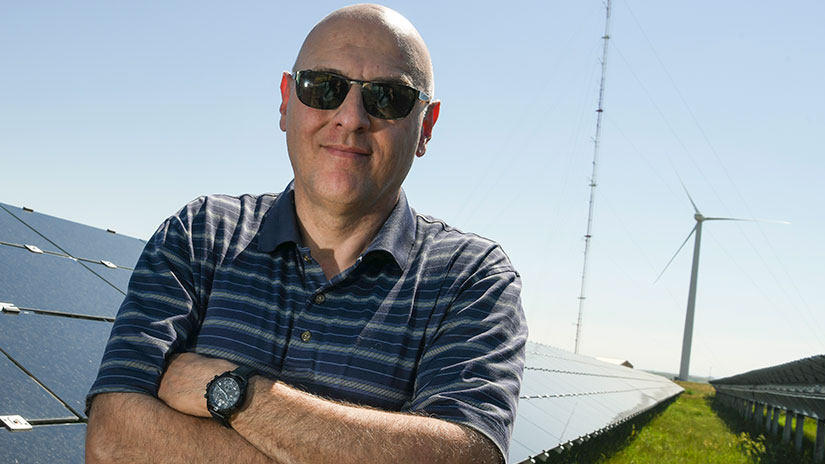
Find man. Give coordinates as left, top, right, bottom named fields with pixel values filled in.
left=86, top=4, right=527, bottom=463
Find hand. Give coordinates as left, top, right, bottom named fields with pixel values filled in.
left=158, top=352, right=237, bottom=417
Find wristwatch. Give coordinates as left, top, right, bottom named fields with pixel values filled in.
left=204, top=365, right=258, bottom=428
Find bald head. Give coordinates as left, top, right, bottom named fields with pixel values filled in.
left=294, top=4, right=434, bottom=96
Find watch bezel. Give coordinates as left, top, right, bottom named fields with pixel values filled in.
left=207, top=375, right=243, bottom=413
left=204, top=366, right=258, bottom=427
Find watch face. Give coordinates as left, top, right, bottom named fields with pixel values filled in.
left=209, top=376, right=241, bottom=411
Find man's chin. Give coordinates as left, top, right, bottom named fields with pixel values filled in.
left=307, top=183, right=372, bottom=209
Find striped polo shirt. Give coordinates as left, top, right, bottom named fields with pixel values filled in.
left=88, top=184, right=528, bottom=459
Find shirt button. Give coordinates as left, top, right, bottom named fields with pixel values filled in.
left=300, top=330, right=312, bottom=342
left=302, top=255, right=312, bottom=262
left=313, top=293, right=326, bottom=304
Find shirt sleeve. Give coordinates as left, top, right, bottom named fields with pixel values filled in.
left=86, top=204, right=205, bottom=412
left=408, top=250, right=528, bottom=463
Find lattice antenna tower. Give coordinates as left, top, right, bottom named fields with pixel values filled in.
left=575, top=0, right=612, bottom=354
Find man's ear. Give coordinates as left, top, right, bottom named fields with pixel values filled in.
left=416, top=101, right=440, bottom=157
left=279, top=72, right=291, bottom=132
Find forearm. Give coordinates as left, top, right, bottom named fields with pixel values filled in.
left=85, top=392, right=275, bottom=464
left=232, top=378, right=502, bottom=464
left=156, top=353, right=503, bottom=463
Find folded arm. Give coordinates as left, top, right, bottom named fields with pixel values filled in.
left=85, top=392, right=274, bottom=464
left=156, top=352, right=502, bottom=464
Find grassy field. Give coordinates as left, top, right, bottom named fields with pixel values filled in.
left=549, top=381, right=817, bottom=463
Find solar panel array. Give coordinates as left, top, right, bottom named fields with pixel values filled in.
left=511, top=343, right=682, bottom=462
left=711, top=355, right=825, bottom=421
left=0, top=202, right=682, bottom=462
left=0, top=202, right=144, bottom=463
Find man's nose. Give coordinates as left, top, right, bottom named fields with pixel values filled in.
left=331, top=84, right=371, bottom=131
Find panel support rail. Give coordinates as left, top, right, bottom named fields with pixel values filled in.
left=711, top=354, right=825, bottom=462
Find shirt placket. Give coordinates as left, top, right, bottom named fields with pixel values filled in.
left=284, top=246, right=332, bottom=361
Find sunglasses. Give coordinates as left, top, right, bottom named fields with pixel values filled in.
left=293, top=70, right=430, bottom=120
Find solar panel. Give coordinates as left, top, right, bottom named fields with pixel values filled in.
left=0, top=353, right=77, bottom=421
left=0, top=203, right=145, bottom=269
left=711, top=355, right=825, bottom=421
left=0, top=423, right=86, bottom=463
left=0, top=202, right=683, bottom=463
left=0, top=245, right=124, bottom=319
left=509, top=342, right=683, bottom=462
left=507, top=436, right=535, bottom=464
left=0, top=311, right=113, bottom=418
left=510, top=401, right=559, bottom=456
left=0, top=204, right=63, bottom=254
left=82, top=260, right=134, bottom=294
left=0, top=203, right=128, bottom=458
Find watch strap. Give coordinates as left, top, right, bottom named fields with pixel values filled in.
left=232, top=365, right=258, bottom=382
left=209, top=406, right=232, bottom=428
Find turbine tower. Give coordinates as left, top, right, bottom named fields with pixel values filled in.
left=656, top=186, right=787, bottom=381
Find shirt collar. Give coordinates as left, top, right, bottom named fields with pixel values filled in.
left=257, top=181, right=301, bottom=253
left=257, top=181, right=416, bottom=271
left=362, top=189, right=416, bottom=271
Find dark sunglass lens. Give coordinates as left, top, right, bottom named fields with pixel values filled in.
left=297, top=71, right=348, bottom=110
left=362, top=83, right=417, bottom=119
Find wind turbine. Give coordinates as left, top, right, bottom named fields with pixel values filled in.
left=656, top=186, right=788, bottom=381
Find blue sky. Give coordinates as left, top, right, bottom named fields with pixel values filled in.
left=2, top=1, right=823, bottom=379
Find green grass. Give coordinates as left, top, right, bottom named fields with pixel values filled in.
left=547, top=381, right=816, bottom=463
left=602, top=382, right=755, bottom=463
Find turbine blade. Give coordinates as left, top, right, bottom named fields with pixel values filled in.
left=654, top=224, right=697, bottom=284
left=679, top=179, right=700, bottom=215
left=702, top=217, right=752, bottom=222
left=702, top=216, right=790, bottom=224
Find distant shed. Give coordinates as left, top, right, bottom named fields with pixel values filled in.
left=596, top=357, right=634, bottom=369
